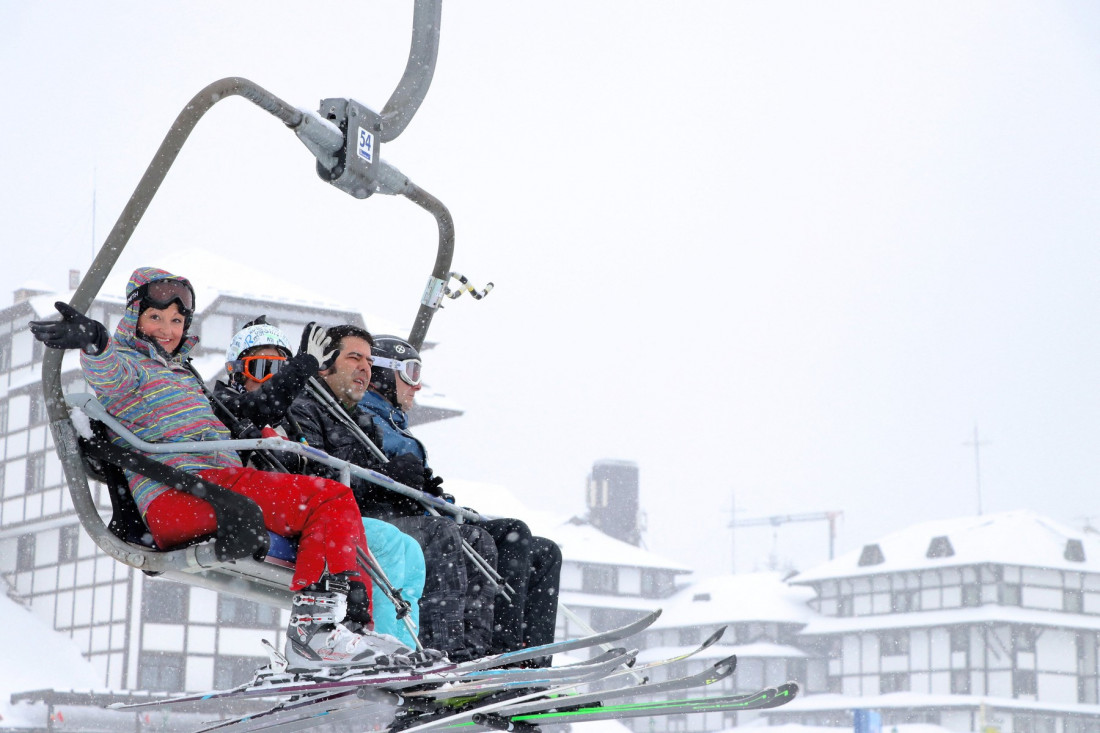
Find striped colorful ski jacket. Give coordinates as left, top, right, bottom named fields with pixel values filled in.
left=80, top=267, right=241, bottom=515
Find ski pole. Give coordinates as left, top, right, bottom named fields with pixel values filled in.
left=184, top=362, right=289, bottom=473
left=423, top=503, right=515, bottom=600
left=306, top=378, right=388, bottom=463
left=356, top=546, right=422, bottom=651
left=307, top=381, right=507, bottom=594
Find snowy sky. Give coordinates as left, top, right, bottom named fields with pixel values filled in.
left=2, top=2, right=1100, bottom=579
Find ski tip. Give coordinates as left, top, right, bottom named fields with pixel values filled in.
left=715, top=655, right=738, bottom=675
left=778, top=680, right=800, bottom=697
left=701, top=625, right=727, bottom=648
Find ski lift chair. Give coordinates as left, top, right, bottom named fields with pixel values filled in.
left=40, top=0, right=471, bottom=606
left=60, top=387, right=482, bottom=606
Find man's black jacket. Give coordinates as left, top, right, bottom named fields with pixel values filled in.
left=287, top=383, right=425, bottom=519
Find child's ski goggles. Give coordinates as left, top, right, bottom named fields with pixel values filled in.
left=226, top=355, right=287, bottom=383
left=372, top=355, right=423, bottom=386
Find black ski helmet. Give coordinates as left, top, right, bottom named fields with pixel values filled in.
left=370, top=335, right=421, bottom=406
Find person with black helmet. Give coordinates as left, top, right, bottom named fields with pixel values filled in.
left=287, top=325, right=498, bottom=662
left=361, top=336, right=563, bottom=665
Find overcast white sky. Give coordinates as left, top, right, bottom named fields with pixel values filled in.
left=3, top=1, right=1099, bottom=579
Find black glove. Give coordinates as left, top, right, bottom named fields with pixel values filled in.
left=299, top=322, right=338, bottom=371
left=29, top=302, right=109, bottom=355
left=384, top=453, right=426, bottom=490
left=423, top=468, right=445, bottom=498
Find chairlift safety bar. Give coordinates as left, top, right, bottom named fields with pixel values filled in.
left=67, top=392, right=482, bottom=523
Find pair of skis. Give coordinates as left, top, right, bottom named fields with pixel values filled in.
left=111, top=609, right=799, bottom=732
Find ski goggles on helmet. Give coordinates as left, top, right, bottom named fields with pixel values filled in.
left=372, top=355, right=423, bottom=386
left=127, top=278, right=195, bottom=314
left=226, top=354, right=287, bottom=384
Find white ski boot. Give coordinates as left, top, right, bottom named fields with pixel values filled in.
left=285, top=580, right=413, bottom=672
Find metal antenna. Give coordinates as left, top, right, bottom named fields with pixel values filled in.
left=963, top=424, right=989, bottom=515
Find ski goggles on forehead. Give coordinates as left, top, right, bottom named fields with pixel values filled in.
left=226, top=355, right=287, bottom=383
left=128, top=279, right=195, bottom=313
left=372, top=355, right=423, bottom=386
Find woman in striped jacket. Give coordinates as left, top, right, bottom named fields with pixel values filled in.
left=30, top=266, right=414, bottom=671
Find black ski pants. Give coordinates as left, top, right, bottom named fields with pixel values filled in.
left=482, top=518, right=562, bottom=664
left=388, top=515, right=497, bottom=659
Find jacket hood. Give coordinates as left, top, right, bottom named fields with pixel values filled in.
left=115, top=266, right=199, bottom=361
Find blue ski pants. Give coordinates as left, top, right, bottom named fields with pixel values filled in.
left=363, top=517, right=425, bottom=648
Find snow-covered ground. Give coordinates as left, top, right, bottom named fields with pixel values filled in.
left=0, top=586, right=102, bottom=728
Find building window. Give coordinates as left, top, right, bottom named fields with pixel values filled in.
left=641, top=570, right=673, bottom=599
left=1066, top=590, right=1084, bottom=613
left=881, top=630, right=909, bottom=656
left=891, top=590, right=919, bottom=613
left=25, top=453, right=46, bottom=493
left=951, top=670, right=971, bottom=694
left=1013, top=670, right=1037, bottom=697
left=1000, top=583, right=1022, bottom=606
left=59, top=525, right=80, bottom=563
left=581, top=565, right=618, bottom=594
left=950, top=627, right=969, bottom=653
left=962, top=583, right=982, bottom=607
left=837, top=595, right=854, bottom=617
left=0, top=400, right=7, bottom=433
left=218, top=597, right=281, bottom=628
left=880, top=672, right=910, bottom=693
left=16, top=534, right=35, bottom=571
left=138, top=651, right=185, bottom=692
left=0, top=334, right=10, bottom=371
left=1015, top=627, right=1036, bottom=653
left=215, top=655, right=267, bottom=689
left=678, top=627, right=701, bottom=646
left=142, top=580, right=189, bottom=624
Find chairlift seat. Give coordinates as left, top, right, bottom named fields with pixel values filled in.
left=67, top=393, right=298, bottom=606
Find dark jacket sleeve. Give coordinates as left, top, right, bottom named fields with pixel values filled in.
left=288, top=391, right=423, bottom=519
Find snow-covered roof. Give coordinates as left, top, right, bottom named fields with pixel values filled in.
left=0, top=591, right=102, bottom=725
left=791, top=510, right=1099, bottom=584
left=800, top=603, right=1100, bottom=635
left=23, top=248, right=410, bottom=336
left=445, top=479, right=692, bottom=572
left=103, top=249, right=356, bottom=314
left=647, top=572, right=816, bottom=629
left=558, top=590, right=662, bottom=612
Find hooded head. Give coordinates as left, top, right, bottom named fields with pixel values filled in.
left=118, top=267, right=199, bottom=360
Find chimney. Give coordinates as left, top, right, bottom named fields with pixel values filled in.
left=586, top=459, right=642, bottom=546
left=69, top=269, right=81, bottom=290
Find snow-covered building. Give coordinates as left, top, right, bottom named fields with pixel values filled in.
left=0, top=253, right=461, bottom=694
left=630, top=572, right=818, bottom=732
left=772, top=510, right=1100, bottom=733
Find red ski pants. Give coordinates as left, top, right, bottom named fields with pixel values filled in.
left=144, top=466, right=370, bottom=594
